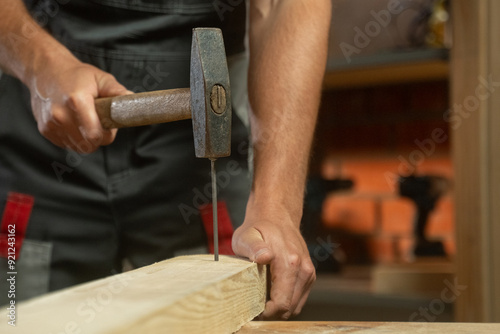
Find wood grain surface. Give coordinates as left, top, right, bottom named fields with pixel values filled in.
left=451, top=0, right=500, bottom=322
left=239, top=321, right=500, bottom=333
left=1, top=255, right=266, bottom=334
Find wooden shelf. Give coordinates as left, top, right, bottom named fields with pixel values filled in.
left=323, top=48, right=449, bottom=89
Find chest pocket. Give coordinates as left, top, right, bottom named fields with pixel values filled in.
left=87, top=0, right=216, bottom=14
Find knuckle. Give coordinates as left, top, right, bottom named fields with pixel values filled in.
left=75, top=135, right=98, bottom=152
left=38, top=115, right=59, bottom=135
left=80, top=126, right=101, bottom=141
left=101, top=72, right=118, bottom=84
left=275, top=302, right=293, bottom=319
left=100, top=71, right=113, bottom=79
left=49, top=110, right=65, bottom=125
left=106, top=72, right=118, bottom=81
left=311, top=270, right=317, bottom=283
left=67, top=93, right=83, bottom=109
left=287, top=253, right=301, bottom=268
left=302, top=262, right=316, bottom=278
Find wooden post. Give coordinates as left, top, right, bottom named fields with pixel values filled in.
left=452, top=0, right=500, bottom=322
left=1, top=255, right=266, bottom=333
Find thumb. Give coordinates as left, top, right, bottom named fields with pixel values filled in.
left=232, top=227, right=274, bottom=264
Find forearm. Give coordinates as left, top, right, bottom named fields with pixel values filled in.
left=0, top=0, right=77, bottom=86
left=247, top=0, right=332, bottom=223
left=1, top=1, right=129, bottom=152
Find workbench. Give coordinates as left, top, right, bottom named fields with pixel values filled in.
left=239, top=321, right=500, bottom=333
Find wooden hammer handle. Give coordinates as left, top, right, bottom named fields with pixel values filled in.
left=95, top=88, right=191, bottom=129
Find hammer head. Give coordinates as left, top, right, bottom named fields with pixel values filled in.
left=190, top=28, right=232, bottom=159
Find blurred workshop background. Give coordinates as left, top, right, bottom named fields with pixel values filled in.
left=299, top=0, right=500, bottom=323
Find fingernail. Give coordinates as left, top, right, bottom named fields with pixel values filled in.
left=78, top=126, right=87, bottom=138
left=254, top=248, right=270, bottom=261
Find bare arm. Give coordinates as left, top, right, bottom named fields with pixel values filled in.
left=232, top=0, right=331, bottom=319
left=0, top=0, right=129, bottom=152
left=0, top=1, right=56, bottom=81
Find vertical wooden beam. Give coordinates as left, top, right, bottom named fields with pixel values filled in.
left=487, top=0, right=500, bottom=320
left=452, top=0, right=500, bottom=322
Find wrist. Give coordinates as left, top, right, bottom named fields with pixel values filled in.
left=22, top=37, right=79, bottom=90
left=244, top=191, right=304, bottom=229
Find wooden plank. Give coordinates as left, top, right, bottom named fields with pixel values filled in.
left=1, top=255, right=266, bottom=334
left=451, top=0, right=500, bottom=322
left=239, top=321, right=500, bottom=333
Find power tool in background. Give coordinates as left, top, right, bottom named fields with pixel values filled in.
left=398, top=175, right=450, bottom=257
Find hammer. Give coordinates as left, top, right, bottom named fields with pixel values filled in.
left=94, top=28, right=231, bottom=159
left=94, top=28, right=231, bottom=261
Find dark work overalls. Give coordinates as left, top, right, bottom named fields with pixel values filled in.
left=0, top=0, right=249, bottom=303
